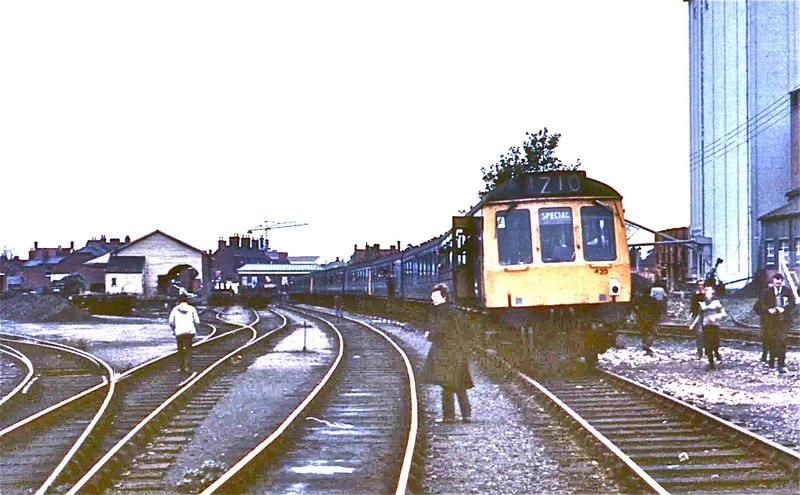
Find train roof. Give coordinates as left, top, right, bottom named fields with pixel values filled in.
left=480, top=171, right=622, bottom=205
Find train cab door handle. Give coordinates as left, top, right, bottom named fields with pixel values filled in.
left=503, top=266, right=530, bottom=272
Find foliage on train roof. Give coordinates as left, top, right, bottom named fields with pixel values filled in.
left=480, top=171, right=622, bottom=204
left=479, top=128, right=582, bottom=197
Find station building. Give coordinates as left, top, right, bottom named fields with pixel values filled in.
left=687, top=0, right=800, bottom=287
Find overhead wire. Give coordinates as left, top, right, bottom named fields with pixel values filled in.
left=688, top=82, right=800, bottom=172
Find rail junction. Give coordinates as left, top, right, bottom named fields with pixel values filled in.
left=0, top=304, right=797, bottom=494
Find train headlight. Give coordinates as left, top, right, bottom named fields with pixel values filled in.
left=609, top=277, right=621, bottom=296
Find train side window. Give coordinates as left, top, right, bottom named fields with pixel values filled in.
left=496, top=209, right=533, bottom=265
left=538, top=207, right=575, bottom=263
left=580, top=206, right=617, bottom=261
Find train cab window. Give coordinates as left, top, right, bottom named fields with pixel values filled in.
left=496, top=209, right=533, bottom=265
left=538, top=207, right=575, bottom=263
left=580, top=206, right=617, bottom=261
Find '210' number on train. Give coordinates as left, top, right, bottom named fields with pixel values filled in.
left=536, top=174, right=582, bottom=194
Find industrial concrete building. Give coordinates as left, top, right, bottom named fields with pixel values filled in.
left=687, top=0, right=799, bottom=287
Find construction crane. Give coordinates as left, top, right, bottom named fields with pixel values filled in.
left=247, top=220, right=308, bottom=251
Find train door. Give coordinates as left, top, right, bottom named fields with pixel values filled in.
left=452, top=216, right=483, bottom=307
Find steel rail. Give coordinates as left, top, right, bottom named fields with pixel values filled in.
left=601, top=368, right=800, bottom=463
left=0, top=309, right=256, bottom=495
left=202, top=306, right=419, bottom=495
left=65, top=309, right=274, bottom=494
left=0, top=333, right=118, bottom=495
left=480, top=344, right=670, bottom=495
left=348, top=314, right=419, bottom=495
left=199, top=308, right=345, bottom=495
left=0, top=342, right=35, bottom=408
left=0, top=308, right=247, bottom=440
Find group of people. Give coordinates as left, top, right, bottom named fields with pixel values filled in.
left=635, top=272, right=795, bottom=373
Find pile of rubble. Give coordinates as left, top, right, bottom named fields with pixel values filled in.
left=0, top=293, right=94, bottom=322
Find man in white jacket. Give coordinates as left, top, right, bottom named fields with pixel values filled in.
left=169, top=294, right=199, bottom=373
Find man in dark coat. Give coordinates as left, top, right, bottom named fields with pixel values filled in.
left=690, top=279, right=706, bottom=358
left=634, top=288, right=660, bottom=355
left=755, top=273, right=795, bottom=373
left=422, top=283, right=473, bottom=423
left=753, top=279, right=773, bottom=363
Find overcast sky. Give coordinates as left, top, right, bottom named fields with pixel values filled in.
left=0, top=1, right=688, bottom=263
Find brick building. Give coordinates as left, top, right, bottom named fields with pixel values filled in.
left=349, top=242, right=402, bottom=264
left=211, top=234, right=289, bottom=290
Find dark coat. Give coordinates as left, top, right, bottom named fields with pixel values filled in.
left=754, top=285, right=796, bottom=325
left=421, top=304, right=474, bottom=390
left=634, top=293, right=661, bottom=325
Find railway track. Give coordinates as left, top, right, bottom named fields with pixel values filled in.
left=200, top=305, right=418, bottom=495
left=519, top=368, right=800, bottom=494
left=0, top=334, right=108, bottom=431
left=0, top=308, right=263, bottom=494
left=0, top=342, right=34, bottom=409
left=61, top=308, right=275, bottom=494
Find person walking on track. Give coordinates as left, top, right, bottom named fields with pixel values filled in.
left=422, top=283, right=474, bottom=423
left=169, top=293, right=199, bottom=374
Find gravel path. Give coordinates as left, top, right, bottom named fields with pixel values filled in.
left=355, top=314, right=628, bottom=495
left=600, top=334, right=800, bottom=451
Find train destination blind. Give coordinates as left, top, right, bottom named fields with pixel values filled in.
left=524, top=171, right=585, bottom=196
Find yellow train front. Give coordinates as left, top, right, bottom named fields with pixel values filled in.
left=451, top=171, right=630, bottom=368
left=466, top=171, right=630, bottom=309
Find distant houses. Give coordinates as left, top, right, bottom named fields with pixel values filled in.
left=0, top=230, right=321, bottom=298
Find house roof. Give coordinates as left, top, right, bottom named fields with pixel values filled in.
left=106, top=256, right=146, bottom=274
left=758, top=198, right=800, bottom=221
left=114, top=230, right=206, bottom=255
left=237, top=263, right=322, bottom=275
left=288, top=255, right=320, bottom=264
left=23, top=257, right=66, bottom=267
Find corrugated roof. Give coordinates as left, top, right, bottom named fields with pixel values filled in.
left=106, top=256, right=146, bottom=274
left=237, top=263, right=322, bottom=274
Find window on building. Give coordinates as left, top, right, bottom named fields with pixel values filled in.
left=496, top=209, right=533, bottom=265
left=111, top=277, right=117, bottom=287
left=794, top=238, right=800, bottom=265
left=766, top=240, right=775, bottom=266
left=539, top=207, right=575, bottom=263
left=778, top=239, right=790, bottom=266
left=580, top=206, right=616, bottom=261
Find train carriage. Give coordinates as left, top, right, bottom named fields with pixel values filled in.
left=289, top=170, right=631, bottom=369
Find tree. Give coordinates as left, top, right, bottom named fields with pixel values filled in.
left=480, top=128, right=581, bottom=196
